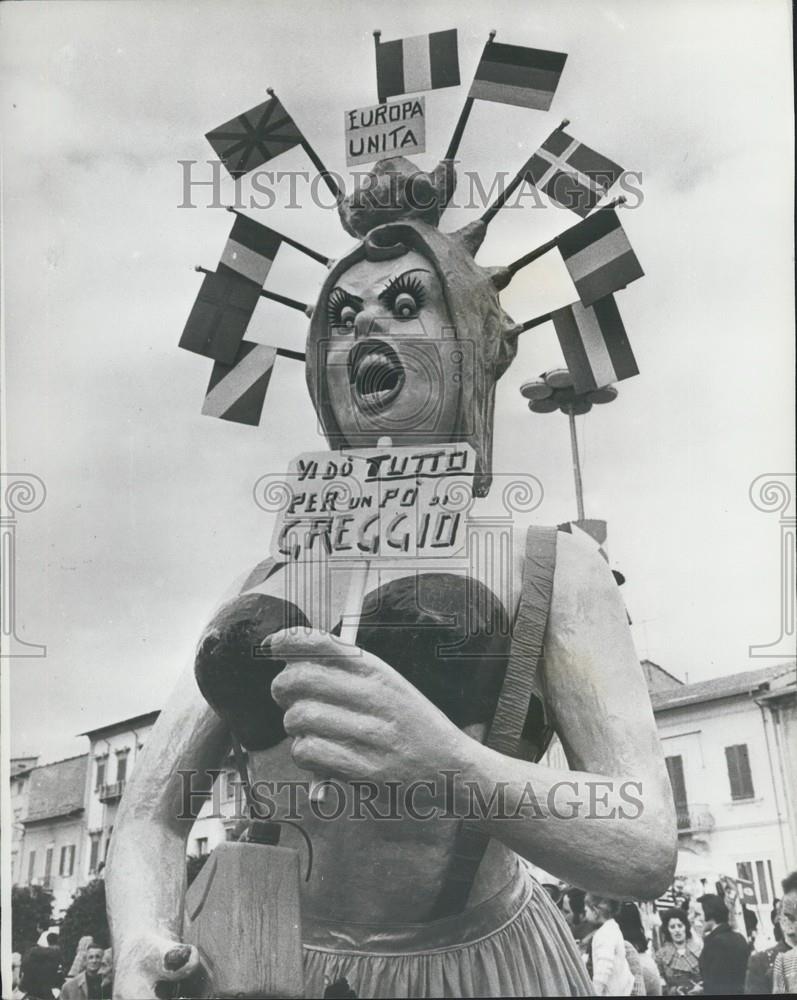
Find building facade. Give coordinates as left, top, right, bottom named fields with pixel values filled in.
left=10, top=661, right=797, bottom=925
left=81, top=711, right=160, bottom=881
left=650, top=660, right=796, bottom=936
left=19, top=754, right=89, bottom=916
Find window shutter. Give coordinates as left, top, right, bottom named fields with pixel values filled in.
left=89, top=834, right=100, bottom=873
left=665, top=755, right=688, bottom=807
left=726, top=744, right=755, bottom=800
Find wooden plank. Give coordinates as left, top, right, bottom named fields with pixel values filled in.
left=184, top=843, right=304, bottom=998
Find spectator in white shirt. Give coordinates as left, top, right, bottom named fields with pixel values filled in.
left=585, top=893, right=636, bottom=996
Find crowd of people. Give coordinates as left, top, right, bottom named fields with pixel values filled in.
left=12, top=935, right=112, bottom=1000
left=11, top=871, right=797, bottom=997
left=549, top=869, right=797, bottom=995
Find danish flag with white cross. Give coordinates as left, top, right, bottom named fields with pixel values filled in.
left=523, top=128, right=623, bottom=217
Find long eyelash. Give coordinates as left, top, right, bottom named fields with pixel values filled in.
left=380, top=273, right=426, bottom=310
left=327, top=288, right=359, bottom=324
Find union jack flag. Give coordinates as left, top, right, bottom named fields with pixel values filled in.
left=206, top=94, right=304, bottom=178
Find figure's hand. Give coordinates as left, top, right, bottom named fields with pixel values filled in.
left=112, top=934, right=201, bottom=999
left=268, top=629, right=472, bottom=786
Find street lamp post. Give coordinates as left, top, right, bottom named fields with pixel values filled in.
left=520, top=368, right=618, bottom=522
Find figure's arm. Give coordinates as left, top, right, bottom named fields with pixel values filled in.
left=465, top=529, right=676, bottom=896
left=106, top=657, right=229, bottom=998
left=267, top=531, right=675, bottom=899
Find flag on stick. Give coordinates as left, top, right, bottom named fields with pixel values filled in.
left=524, top=127, right=623, bottom=217
left=206, top=93, right=304, bottom=178
left=469, top=39, right=567, bottom=110
left=558, top=208, right=644, bottom=306
left=179, top=269, right=261, bottom=364
left=375, top=29, right=460, bottom=102
left=219, top=214, right=283, bottom=286
left=202, top=341, right=278, bottom=425
left=551, top=295, right=638, bottom=393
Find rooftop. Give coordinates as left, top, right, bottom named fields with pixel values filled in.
left=24, top=754, right=89, bottom=824
left=651, top=661, right=796, bottom=712
left=11, top=755, right=39, bottom=778
left=79, top=710, right=160, bottom=740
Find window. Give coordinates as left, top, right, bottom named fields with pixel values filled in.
left=725, top=744, right=755, bottom=800
left=44, top=847, right=53, bottom=885
left=226, top=769, right=238, bottom=800
left=665, top=755, right=688, bottom=824
left=95, top=757, right=107, bottom=791
left=27, top=850, right=36, bottom=883
left=104, top=826, right=114, bottom=861
left=116, top=751, right=129, bottom=784
left=59, top=844, right=76, bottom=877
left=89, top=833, right=101, bottom=875
left=196, top=838, right=208, bottom=857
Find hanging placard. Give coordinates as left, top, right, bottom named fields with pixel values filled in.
left=270, top=443, right=475, bottom=562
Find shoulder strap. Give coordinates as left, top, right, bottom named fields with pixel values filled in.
left=238, top=556, right=284, bottom=594
left=486, top=524, right=557, bottom=761
left=430, top=525, right=558, bottom=919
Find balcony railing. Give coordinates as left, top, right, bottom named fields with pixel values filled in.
left=676, top=803, right=714, bottom=835
left=98, top=779, right=126, bottom=803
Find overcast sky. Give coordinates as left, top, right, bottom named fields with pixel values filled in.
left=1, top=0, right=793, bottom=765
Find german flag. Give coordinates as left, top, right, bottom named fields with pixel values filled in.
left=218, top=215, right=282, bottom=288
left=558, top=209, right=644, bottom=307
left=469, top=40, right=567, bottom=110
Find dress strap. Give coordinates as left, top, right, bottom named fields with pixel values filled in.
left=487, top=525, right=557, bottom=761
left=238, top=556, right=284, bottom=593
left=430, top=525, right=558, bottom=919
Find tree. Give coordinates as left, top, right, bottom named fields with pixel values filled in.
left=11, top=884, right=53, bottom=954
left=59, top=879, right=109, bottom=972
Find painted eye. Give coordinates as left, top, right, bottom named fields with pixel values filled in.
left=380, top=273, right=426, bottom=317
left=327, top=288, right=361, bottom=330
left=340, top=305, right=358, bottom=328
left=394, top=292, right=417, bottom=318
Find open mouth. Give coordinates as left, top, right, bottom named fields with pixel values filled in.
left=348, top=340, right=405, bottom=412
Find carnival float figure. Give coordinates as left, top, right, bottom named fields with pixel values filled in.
left=106, top=156, right=676, bottom=998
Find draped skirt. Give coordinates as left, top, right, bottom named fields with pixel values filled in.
left=302, top=864, right=594, bottom=998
